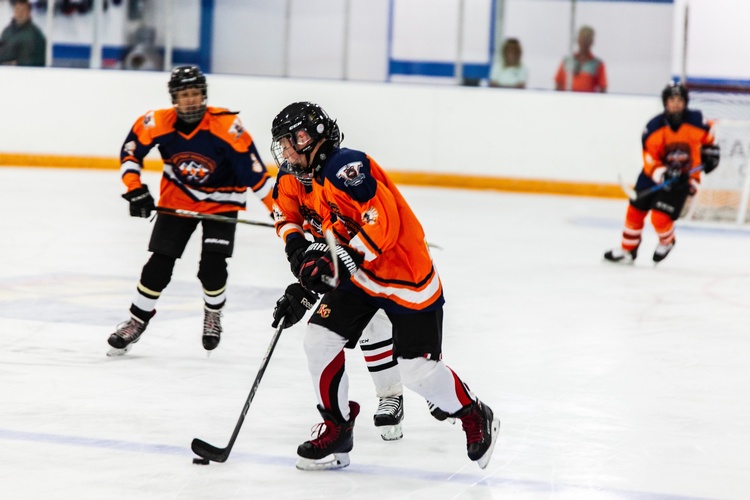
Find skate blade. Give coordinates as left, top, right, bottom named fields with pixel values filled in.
left=377, top=423, right=403, bottom=441
left=476, top=418, right=501, bottom=470
left=295, top=452, right=350, bottom=471
left=106, top=344, right=133, bottom=357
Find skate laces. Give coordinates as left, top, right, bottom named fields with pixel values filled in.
left=203, top=309, right=222, bottom=335
left=115, top=318, right=145, bottom=341
left=460, top=406, right=484, bottom=444
left=308, top=420, right=342, bottom=449
left=376, top=396, right=401, bottom=416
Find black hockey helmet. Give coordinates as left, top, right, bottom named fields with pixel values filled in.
left=270, top=102, right=341, bottom=179
left=168, top=65, right=207, bottom=123
left=661, top=80, right=689, bottom=106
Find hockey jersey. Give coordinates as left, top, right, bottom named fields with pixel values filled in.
left=309, top=148, right=444, bottom=314
left=641, top=109, right=715, bottom=185
left=120, top=106, right=274, bottom=214
left=272, top=169, right=324, bottom=243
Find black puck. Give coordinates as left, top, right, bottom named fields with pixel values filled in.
left=193, top=457, right=210, bottom=465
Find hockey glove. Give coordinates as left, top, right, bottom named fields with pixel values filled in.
left=298, top=242, right=364, bottom=294
left=662, top=168, right=689, bottom=192
left=271, top=283, right=318, bottom=329
left=701, top=144, right=720, bottom=174
left=285, top=236, right=312, bottom=276
left=122, top=185, right=155, bottom=218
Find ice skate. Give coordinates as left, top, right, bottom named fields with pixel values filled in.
left=455, top=400, right=501, bottom=469
left=427, top=400, right=455, bottom=424
left=202, top=306, right=222, bottom=351
left=296, top=401, right=360, bottom=471
left=603, top=246, right=637, bottom=264
left=653, top=239, right=675, bottom=263
left=373, top=395, right=403, bottom=441
left=107, top=315, right=149, bottom=356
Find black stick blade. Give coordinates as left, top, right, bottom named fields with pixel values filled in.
left=191, top=438, right=229, bottom=463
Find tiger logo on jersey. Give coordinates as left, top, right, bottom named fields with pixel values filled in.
left=336, top=161, right=365, bottom=187
left=171, top=152, right=216, bottom=184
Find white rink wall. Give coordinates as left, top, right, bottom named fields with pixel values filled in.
left=1, top=67, right=663, bottom=184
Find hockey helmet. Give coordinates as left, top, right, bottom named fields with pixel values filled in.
left=661, top=81, right=689, bottom=106
left=168, top=65, right=207, bottom=123
left=270, top=102, right=341, bottom=180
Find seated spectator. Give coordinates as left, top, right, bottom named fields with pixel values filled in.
left=554, top=26, right=606, bottom=93
left=0, top=0, right=45, bottom=67
left=490, top=38, right=527, bottom=89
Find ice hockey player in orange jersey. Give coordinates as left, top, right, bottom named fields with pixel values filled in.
left=604, top=81, right=720, bottom=264
left=107, top=65, right=274, bottom=356
left=269, top=102, right=500, bottom=471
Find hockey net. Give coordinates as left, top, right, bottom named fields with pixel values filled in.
left=683, top=91, right=750, bottom=225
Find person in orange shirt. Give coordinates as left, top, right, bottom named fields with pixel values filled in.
left=604, top=81, right=720, bottom=264
left=269, top=102, right=500, bottom=471
left=554, top=26, right=607, bottom=93
left=107, top=65, right=275, bottom=356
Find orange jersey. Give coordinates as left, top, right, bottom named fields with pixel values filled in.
left=554, top=53, right=607, bottom=92
left=641, top=109, right=715, bottom=184
left=309, top=148, right=444, bottom=313
left=120, top=106, right=274, bottom=214
left=272, top=169, right=324, bottom=243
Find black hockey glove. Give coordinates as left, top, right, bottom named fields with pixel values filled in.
left=662, top=168, right=689, bottom=192
left=298, top=242, right=364, bottom=294
left=271, top=283, right=318, bottom=329
left=122, top=185, right=155, bottom=218
left=285, top=236, right=312, bottom=276
left=701, top=144, right=720, bottom=174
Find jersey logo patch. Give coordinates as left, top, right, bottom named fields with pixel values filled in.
left=336, top=161, right=365, bottom=187
left=229, top=117, right=245, bottom=139
left=123, top=140, right=136, bottom=155
left=172, top=152, right=216, bottom=184
left=271, top=204, right=285, bottom=222
left=316, top=303, right=331, bottom=318
left=142, top=111, right=155, bottom=128
left=362, top=207, right=378, bottom=225
left=250, top=152, right=264, bottom=173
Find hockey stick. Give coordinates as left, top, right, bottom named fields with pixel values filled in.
left=191, top=320, right=285, bottom=463
left=619, top=165, right=703, bottom=202
left=156, top=207, right=275, bottom=228
left=319, top=229, right=340, bottom=289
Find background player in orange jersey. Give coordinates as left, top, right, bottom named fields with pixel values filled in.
left=107, top=65, right=275, bottom=356
left=604, top=81, right=720, bottom=264
left=269, top=102, right=500, bottom=471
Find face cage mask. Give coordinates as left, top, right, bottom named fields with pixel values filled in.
left=271, top=136, right=314, bottom=185
left=172, top=85, right=207, bottom=124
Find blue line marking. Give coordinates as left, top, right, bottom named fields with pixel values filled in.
left=0, top=428, right=717, bottom=499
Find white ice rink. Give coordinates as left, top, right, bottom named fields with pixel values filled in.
left=2, top=166, right=749, bottom=500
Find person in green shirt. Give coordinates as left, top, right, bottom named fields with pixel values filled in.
left=0, top=0, right=45, bottom=67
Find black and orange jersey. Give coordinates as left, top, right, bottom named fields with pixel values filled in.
left=272, top=169, right=324, bottom=244
left=642, top=109, right=715, bottom=185
left=120, top=106, right=274, bottom=214
left=310, top=147, right=444, bottom=314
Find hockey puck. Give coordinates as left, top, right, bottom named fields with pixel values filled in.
left=192, top=457, right=210, bottom=465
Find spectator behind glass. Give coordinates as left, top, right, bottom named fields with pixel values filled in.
left=490, top=38, right=527, bottom=89
left=0, top=0, right=45, bottom=67
left=554, top=26, right=606, bottom=93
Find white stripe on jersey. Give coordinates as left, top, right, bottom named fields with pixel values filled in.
left=352, top=268, right=442, bottom=308
left=163, top=164, right=248, bottom=205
